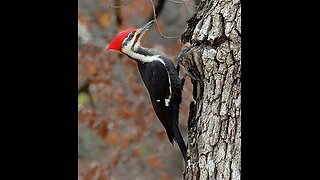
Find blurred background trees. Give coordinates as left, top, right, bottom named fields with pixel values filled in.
left=78, top=0, right=198, bottom=179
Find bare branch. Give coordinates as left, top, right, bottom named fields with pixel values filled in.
left=107, top=0, right=192, bottom=39
left=148, top=0, right=165, bottom=21
left=107, top=0, right=132, bottom=8
left=114, top=0, right=123, bottom=26
left=168, top=0, right=198, bottom=7
left=183, top=1, right=190, bottom=17
left=149, top=0, right=181, bottom=39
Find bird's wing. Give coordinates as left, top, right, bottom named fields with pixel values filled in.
left=148, top=61, right=174, bottom=143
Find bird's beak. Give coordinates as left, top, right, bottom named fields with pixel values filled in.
left=136, top=20, right=155, bottom=36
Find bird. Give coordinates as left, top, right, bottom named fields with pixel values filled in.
left=105, top=20, right=187, bottom=163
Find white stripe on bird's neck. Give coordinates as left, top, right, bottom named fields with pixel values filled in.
left=121, top=44, right=172, bottom=106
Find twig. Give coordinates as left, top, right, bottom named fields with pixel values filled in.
left=168, top=0, right=198, bottom=7
left=148, top=0, right=165, bottom=21
left=107, top=0, right=132, bottom=8
left=183, top=1, right=190, bottom=17
left=107, top=0, right=191, bottom=39
left=115, top=0, right=123, bottom=26
left=149, top=0, right=180, bottom=39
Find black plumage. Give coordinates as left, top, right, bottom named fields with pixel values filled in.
left=105, top=20, right=187, bottom=164
left=127, top=47, right=187, bottom=163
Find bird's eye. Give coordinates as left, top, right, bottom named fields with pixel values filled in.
left=129, top=33, right=134, bottom=39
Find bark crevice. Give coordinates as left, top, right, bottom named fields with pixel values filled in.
left=180, top=0, right=241, bottom=179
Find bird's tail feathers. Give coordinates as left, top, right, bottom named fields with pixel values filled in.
left=173, top=124, right=187, bottom=163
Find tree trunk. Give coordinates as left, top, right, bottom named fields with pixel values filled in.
left=179, top=0, right=241, bottom=179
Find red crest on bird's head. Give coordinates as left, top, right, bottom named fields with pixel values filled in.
left=105, top=29, right=136, bottom=52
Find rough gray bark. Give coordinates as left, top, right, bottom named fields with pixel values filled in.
left=179, top=0, right=241, bottom=179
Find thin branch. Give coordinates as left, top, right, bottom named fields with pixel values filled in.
left=107, top=0, right=132, bottom=8
left=148, top=0, right=165, bottom=21
left=149, top=0, right=180, bottom=39
left=114, top=0, right=123, bottom=26
left=168, top=0, right=198, bottom=7
left=183, top=1, right=190, bottom=17
left=107, top=0, right=191, bottom=39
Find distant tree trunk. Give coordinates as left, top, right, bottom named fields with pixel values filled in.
left=179, top=0, right=241, bottom=179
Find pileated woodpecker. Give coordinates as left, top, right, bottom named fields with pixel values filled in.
left=105, top=20, right=187, bottom=163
